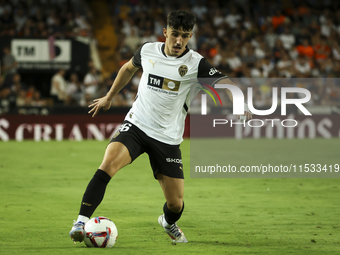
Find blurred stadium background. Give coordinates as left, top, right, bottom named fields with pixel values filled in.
left=1, top=1, right=340, bottom=254
left=0, top=0, right=339, bottom=141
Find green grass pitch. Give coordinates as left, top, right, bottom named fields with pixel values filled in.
left=0, top=138, right=339, bottom=255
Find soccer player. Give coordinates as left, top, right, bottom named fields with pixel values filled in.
left=69, top=10, right=251, bottom=243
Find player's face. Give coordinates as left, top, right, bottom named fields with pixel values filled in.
left=163, top=27, right=193, bottom=57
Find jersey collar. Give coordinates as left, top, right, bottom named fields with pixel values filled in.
left=161, top=43, right=189, bottom=59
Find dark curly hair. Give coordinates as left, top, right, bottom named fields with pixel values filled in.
left=167, top=10, right=196, bottom=31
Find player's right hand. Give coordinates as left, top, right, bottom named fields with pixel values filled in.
left=88, top=96, right=112, bottom=117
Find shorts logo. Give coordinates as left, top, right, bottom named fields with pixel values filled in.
left=178, top=65, right=188, bottom=77
left=166, top=158, right=182, bottom=164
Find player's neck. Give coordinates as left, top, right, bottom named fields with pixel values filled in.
left=164, top=43, right=177, bottom=57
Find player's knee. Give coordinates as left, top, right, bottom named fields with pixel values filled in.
left=99, top=160, right=120, bottom=177
left=167, top=200, right=183, bottom=213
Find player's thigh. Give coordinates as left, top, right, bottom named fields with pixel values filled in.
left=147, top=139, right=184, bottom=179
left=157, top=173, right=184, bottom=212
left=99, top=141, right=132, bottom=177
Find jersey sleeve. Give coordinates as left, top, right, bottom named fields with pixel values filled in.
left=132, top=42, right=148, bottom=68
left=197, top=58, right=227, bottom=85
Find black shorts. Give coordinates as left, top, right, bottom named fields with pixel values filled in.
left=110, top=121, right=184, bottom=179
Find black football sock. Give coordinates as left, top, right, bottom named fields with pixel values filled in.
left=163, top=202, right=184, bottom=225
left=79, top=169, right=111, bottom=218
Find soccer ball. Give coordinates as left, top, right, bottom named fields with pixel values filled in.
left=84, top=216, right=118, bottom=248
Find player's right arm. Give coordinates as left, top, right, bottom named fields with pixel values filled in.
left=88, top=58, right=139, bottom=117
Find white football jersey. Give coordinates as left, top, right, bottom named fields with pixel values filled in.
left=125, top=42, right=226, bottom=145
